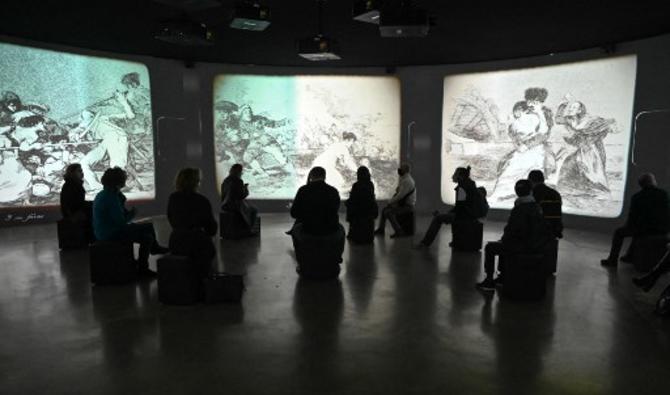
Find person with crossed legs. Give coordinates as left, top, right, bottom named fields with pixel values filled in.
left=374, top=163, right=416, bottom=238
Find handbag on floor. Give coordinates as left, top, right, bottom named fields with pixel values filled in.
left=204, top=273, right=245, bottom=303
left=655, top=283, right=670, bottom=317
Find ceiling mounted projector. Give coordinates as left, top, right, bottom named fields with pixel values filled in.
left=297, top=35, right=341, bottom=61
left=155, top=19, right=214, bottom=45
left=353, top=0, right=381, bottom=24
left=297, top=0, right=341, bottom=61
left=230, top=1, right=271, bottom=31
left=379, top=2, right=431, bottom=37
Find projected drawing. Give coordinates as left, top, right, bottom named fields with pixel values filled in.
left=214, top=75, right=400, bottom=199
left=0, top=42, right=154, bottom=208
left=442, top=55, right=636, bottom=217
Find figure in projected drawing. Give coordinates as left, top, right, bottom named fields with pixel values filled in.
left=555, top=97, right=618, bottom=196
left=237, top=105, right=292, bottom=176
left=80, top=72, right=150, bottom=191
left=491, top=88, right=555, bottom=201
left=310, top=132, right=359, bottom=193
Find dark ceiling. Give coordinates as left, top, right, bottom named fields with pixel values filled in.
left=2, top=1, right=669, bottom=67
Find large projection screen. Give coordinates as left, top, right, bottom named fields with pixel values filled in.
left=0, top=42, right=155, bottom=208
left=441, top=55, right=637, bottom=218
left=213, top=75, right=401, bottom=199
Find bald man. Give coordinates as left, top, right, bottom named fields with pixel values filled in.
left=601, top=173, right=670, bottom=267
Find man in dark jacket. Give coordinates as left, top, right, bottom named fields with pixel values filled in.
left=221, top=163, right=258, bottom=232
left=528, top=170, right=563, bottom=239
left=290, top=167, right=345, bottom=279
left=414, top=166, right=482, bottom=248
left=601, top=173, right=670, bottom=267
left=476, top=179, right=551, bottom=291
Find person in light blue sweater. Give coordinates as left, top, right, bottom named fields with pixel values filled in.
left=93, top=167, right=168, bottom=277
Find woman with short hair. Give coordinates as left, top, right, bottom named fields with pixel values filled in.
left=168, top=168, right=218, bottom=276
left=92, top=167, right=168, bottom=277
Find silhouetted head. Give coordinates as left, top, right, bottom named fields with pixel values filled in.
left=309, top=166, right=326, bottom=182
left=357, top=166, right=371, bottom=182
left=175, top=168, right=201, bottom=192
left=639, top=173, right=657, bottom=189
left=397, top=163, right=411, bottom=177
left=101, top=167, right=127, bottom=190
left=229, top=163, right=243, bottom=178
left=64, top=163, right=83, bottom=182
left=477, top=186, right=487, bottom=197
left=452, top=166, right=471, bottom=183
left=528, top=170, right=545, bottom=186
left=514, top=179, right=532, bottom=197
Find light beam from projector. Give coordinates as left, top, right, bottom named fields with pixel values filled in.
left=213, top=75, right=401, bottom=200
left=0, top=42, right=155, bottom=208
left=441, top=55, right=637, bottom=218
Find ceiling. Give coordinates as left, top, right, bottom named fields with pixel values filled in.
left=2, top=1, right=669, bottom=67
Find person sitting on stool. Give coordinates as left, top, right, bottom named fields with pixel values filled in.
left=345, top=166, right=378, bottom=242
left=221, top=163, right=258, bottom=232
left=601, top=173, right=670, bottom=267
left=414, top=166, right=481, bottom=249
left=93, top=167, right=169, bottom=277
left=290, top=166, right=345, bottom=278
left=167, top=168, right=218, bottom=277
left=60, top=163, right=94, bottom=240
left=633, top=243, right=670, bottom=292
left=374, top=163, right=416, bottom=238
left=528, top=169, right=563, bottom=239
left=476, top=179, right=552, bottom=291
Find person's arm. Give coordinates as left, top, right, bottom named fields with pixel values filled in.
left=388, top=178, right=411, bottom=205
left=290, top=187, right=305, bottom=220
left=501, top=207, right=525, bottom=245
left=167, top=193, right=177, bottom=229
left=202, top=196, right=218, bottom=236
left=107, top=194, right=131, bottom=229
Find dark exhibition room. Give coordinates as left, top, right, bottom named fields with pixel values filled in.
left=2, top=1, right=670, bottom=394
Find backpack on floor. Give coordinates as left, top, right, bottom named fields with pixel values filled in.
left=656, top=284, right=670, bottom=317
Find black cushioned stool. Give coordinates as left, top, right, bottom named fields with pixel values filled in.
left=57, top=219, right=88, bottom=250
left=396, top=210, right=415, bottom=236
left=451, top=220, right=483, bottom=251
left=348, top=219, right=375, bottom=244
left=633, top=234, right=669, bottom=273
left=500, top=253, right=546, bottom=301
left=294, top=232, right=343, bottom=280
left=220, top=211, right=261, bottom=240
left=89, top=240, right=136, bottom=285
left=157, top=254, right=202, bottom=305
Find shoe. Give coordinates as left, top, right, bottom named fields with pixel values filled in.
left=373, top=229, right=385, bottom=236
left=151, top=245, right=170, bottom=255
left=494, top=276, right=504, bottom=287
left=413, top=242, right=428, bottom=250
left=633, top=277, right=655, bottom=292
left=476, top=278, right=496, bottom=291
left=620, top=255, right=634, bottom=264
left=138, top=268, right=157, bottom=278
left=285, top=229, right=293, bottom=235
left=601, top=258, right=617, bottom=267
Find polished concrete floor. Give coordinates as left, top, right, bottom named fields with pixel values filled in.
left=1, top=214, right=670, bottom=394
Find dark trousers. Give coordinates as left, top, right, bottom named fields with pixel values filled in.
left=641, top=243, right=670, bottom=287
left=122, top=223, right=158, bottom=269
left=377, top=205, right=413, bottom=234
left=420, top=212, right=456, bottom=246
left=484, top=241, right=505, bottom=278
left=608, top=226, right=635, bottom=261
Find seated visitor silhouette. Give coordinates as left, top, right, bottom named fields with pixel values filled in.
left=374, top=163, right=416, bottom=238
left=414, top=166, right=487, bottom=249
left=633, top=243, right=670, bottom=292
left=290, top=166, right=345, bottom=279
left=528, top=170, right=563, bottom=239
left=167, top=168, right=218, bottom=277
left=345, top=166, right=378, bottom=244
left=476, top=179, right=552, bottom=291
left=60, top=163, right=94, bottom=241
left=221, top=163, right=259, bottom=237
left=92, top=167, right=169, bottom=277
left=601, top=173, right=670, bottom=267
